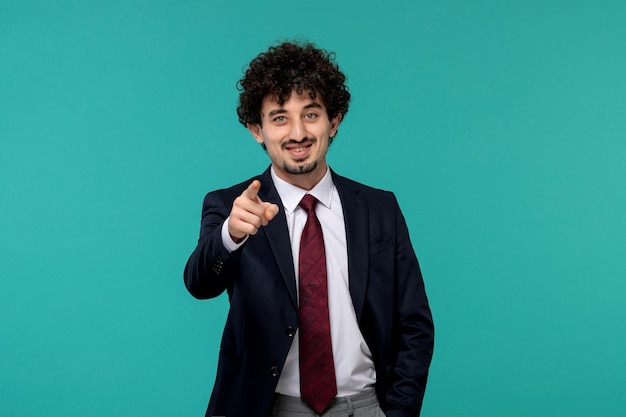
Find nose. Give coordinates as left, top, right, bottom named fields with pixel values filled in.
left=290, top=118, right=306, bottom=141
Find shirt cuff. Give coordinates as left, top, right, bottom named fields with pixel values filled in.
left=221, top=217, right=247, bottom=252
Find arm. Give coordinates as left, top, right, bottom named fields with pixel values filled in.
left=184, top=180, right=279, bottom=299
left=184, top=190, right=235, bottom=299
left=385, top=200, right=435, bottom=417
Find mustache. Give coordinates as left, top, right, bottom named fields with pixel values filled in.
left=281, top=138, right=316, bottom=150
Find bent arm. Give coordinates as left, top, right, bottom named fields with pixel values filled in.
left=184, top=191, right=238, bottom=299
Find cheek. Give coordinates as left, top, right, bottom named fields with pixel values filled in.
left=317, top=125, right=334, bottom=139
left=265, top=143, right=283, bottom=159
left=265, top=138, right=283, bottom=150
left=263, top=129, right=286, bottom=144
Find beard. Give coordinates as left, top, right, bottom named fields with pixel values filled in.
left=283, top=159, right=318, bottom=175
left=280, top=137, right=321, bottom=175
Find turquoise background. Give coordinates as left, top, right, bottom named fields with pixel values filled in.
left=2, top=1, right=625, bottom=416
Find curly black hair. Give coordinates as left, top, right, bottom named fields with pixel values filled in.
left=236, top=41, right=351, bottom=132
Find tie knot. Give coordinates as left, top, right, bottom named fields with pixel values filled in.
left=299, top=194, right=318, bottom=214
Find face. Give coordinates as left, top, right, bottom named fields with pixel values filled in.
left=247, top=91, right=342, bottom=190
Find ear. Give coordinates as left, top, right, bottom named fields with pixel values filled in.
left=329, top=113, right=343, bottom=137
left=247, top=123, right=264, bottom=144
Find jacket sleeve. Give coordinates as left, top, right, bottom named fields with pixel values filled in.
left=184, top=190, right=239, bottom=299
left=385, top=197, right=435, bottom=417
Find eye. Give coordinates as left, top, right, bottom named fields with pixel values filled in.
left=304, top=113, right=317, bottom=120
left=273, top=115, right=287, bottom=124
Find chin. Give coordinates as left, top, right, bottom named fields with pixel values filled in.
left=284, top=161, right=318, bottom=175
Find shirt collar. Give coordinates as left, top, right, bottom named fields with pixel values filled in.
left=270, top=166, right=335, bottom=214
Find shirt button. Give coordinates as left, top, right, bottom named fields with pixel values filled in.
left=270, top=366, right=280, bottom=377
left=285, top=326, right=295, bottom=337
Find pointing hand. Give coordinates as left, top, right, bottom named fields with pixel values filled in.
left=228, top=180, right=279, bottom=243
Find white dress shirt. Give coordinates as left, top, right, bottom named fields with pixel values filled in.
left=221, top=167, right=376, bottom=397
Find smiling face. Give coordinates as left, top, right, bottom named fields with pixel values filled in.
left=247, top=90, right=342, bottom=190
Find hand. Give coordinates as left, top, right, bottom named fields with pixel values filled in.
left=228, top=180, right=279, bottom=243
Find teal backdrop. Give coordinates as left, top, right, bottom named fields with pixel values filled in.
left=1, top=1, right=625, bottom=416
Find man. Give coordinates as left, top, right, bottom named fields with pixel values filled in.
left=184, top=41, right=434, bottom=417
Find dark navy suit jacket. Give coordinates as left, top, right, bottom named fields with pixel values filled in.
left=184, top=168, right=434, bottom=417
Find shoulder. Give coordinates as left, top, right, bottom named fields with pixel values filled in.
left=202, top=169, right=270, bottom=205
left=331, top=170, right=398, bottom=203
left=207, top=176, right=256, bottom=199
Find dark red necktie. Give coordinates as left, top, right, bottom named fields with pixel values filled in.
left=298, top=194, right=337, bottom=414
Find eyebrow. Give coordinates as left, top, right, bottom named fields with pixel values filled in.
left=266, top=102, right=323, bottom=117
left=267, top=108, right=287, bottom=117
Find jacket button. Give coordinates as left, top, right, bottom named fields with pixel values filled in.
left=270, top=366, right=280, bottom=377
left=212, top=256, right=224, bottom=274
left=285, top=326, right=295, bottom=337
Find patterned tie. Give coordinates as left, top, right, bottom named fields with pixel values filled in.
left=298, top=194, right=337, bottom=414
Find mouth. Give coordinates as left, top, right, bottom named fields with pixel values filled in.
left=283, top=140, right=314, bottom=159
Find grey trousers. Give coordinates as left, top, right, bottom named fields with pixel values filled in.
left=269, top=388, right=386, bottom=417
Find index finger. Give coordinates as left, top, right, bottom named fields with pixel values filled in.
left=242, top=180, right=261, bottom=201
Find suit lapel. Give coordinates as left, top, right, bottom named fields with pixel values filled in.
left=332, top=171, right=370, bottom=323
left=257, top=169, right=298, bottom=310
left=252, top=168, right=371, bottom=316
